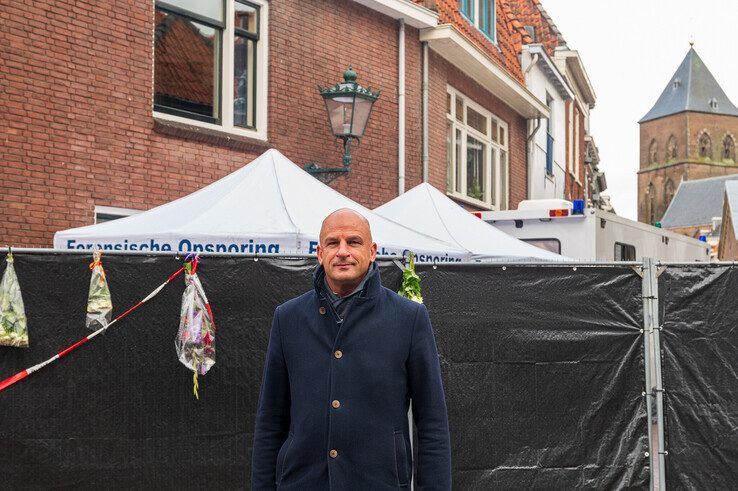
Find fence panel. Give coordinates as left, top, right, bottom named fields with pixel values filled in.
left=659, top=266, right=738, bottom=489
left=418, top=264, right=649, bottom=489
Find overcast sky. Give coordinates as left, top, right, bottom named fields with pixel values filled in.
left=541, top=0, right=738, bottom=219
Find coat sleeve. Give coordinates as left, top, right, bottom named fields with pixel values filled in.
left=407, top=303, right=452, bottom=490
left=251, top=306, right=291, bottom=490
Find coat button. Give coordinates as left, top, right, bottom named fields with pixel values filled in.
left=332, top=400, right=341, bottom=409
left=334, top=350, right=343, bottom=359
left=319, top=307, right=326, bottom=315
left=329, top=449, right=338, bottom=458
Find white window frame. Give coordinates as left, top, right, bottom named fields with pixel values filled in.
left=574, top=106, right=581, bottom=182
left=446, top=86, right=508, bottom=210
left=94, top=206, right=143, bottom=224
left=153, top=0, right=269, bottom=141
left=459, top=0, right=497, bottom=44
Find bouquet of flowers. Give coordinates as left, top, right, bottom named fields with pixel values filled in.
left=176, top=257, right=216, bottom=399
left=86, top=251, right=113, bottom=331
left=0, top=252, right=28, bottom=347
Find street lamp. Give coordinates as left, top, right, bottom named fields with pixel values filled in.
left=305, top=67, right=380, bottom=183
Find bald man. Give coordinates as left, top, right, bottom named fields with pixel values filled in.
left=252, top=209, right=451, bottom=490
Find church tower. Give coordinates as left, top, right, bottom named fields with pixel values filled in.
left=638, top=47, right=738, bottom=225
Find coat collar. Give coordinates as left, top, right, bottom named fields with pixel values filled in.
left=313, top=261, right=382, bottom=300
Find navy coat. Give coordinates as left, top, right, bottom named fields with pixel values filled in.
left=251, top=265, right=451, bottom=490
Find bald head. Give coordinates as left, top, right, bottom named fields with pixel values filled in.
left=319, top=208, right=372, bottom=243
left=317, top=208, right=377, bottom=296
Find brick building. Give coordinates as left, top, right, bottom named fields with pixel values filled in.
left=638, top=47, right=738, bottom=225
left=2, top=0, right=596, bottom=248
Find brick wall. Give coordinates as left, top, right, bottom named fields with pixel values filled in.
left=718, top=199, right=738, bottom=260
left=0, top=0, right=427, bottom=247
left=428, top=53, right=528, bottom=210
left=1, top=0, right=535, bottom=247
left=638, top=112, right=738, bottom=222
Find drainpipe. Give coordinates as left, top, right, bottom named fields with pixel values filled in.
left=524, top=53, right=540, bottom=200
left=422, top=41, right=429, bottom=183
left=527, top=117, right=542, bottom=200
left=398, top=19, right=406, bottom=195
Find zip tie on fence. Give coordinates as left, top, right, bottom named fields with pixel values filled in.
left=0, top=265, right=187, bottom=393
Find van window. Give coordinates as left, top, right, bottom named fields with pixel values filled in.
left=614, top=242, right=636, bottom=261
left=522, top=238, right=561, bottom=254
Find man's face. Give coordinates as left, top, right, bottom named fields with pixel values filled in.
left=317, top=210, right=377, bottom=290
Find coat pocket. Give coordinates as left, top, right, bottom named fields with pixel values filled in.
left=275, top=432, right=295, bottom=486
left=393, top=430, right=409, bottom=487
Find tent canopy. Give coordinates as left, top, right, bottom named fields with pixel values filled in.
left=54, top=150, right=465, bottom=261
left=374, top=183, right=564, bottom=261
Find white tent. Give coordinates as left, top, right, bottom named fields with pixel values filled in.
left=54, top=149, right=466, bottom=261
left=374, top=183, right=564, bottom=261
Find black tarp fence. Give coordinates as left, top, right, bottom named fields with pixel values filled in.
left=658, top=266, right=738, bottom=489
left=0, top=253, right=733, bottom=489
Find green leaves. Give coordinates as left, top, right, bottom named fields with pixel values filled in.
left=398, top=252, right=423, bottom=304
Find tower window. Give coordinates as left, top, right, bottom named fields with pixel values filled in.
left=698, top=132, right=712, bottom=159
left=649, top=139, right=658, bottom=164
left=666, top=134, right=678, bottom=160
left=723, top=135, right=736, bottom=161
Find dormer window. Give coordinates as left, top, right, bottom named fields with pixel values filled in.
left=709, top=98, right=719, bottom=110
left=672, top=78, right=681, bottom=89
left=459, top=0, right=496, bottom=42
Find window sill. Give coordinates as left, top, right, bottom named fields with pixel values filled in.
left=153, top=114, right=271, bottom=153
left=446, top=190, right=493, bottom=210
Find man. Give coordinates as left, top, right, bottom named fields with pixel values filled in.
left=252, top=208, right=451, bottom=490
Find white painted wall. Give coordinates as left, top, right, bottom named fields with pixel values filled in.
left=522, top=50, right=567, bottom=201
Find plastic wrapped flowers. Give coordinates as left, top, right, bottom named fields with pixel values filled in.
left=86, top=251, right=113, bottom=331
left=0, top=252, right=28, bottom=348
left=176, top=256, right=216, bottom=399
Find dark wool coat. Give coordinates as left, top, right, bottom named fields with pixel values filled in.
left=251, top=265, right=451, bottom=490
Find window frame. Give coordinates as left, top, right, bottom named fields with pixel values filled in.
left=446, top=86, right=509, bottom=210
left=153, top=0, right=269, bottom=141
left=94, top=206, right=143, bottom=224
left=614, top=242, right=636, bottom=261
left=459, top=0, right=496, bottom=43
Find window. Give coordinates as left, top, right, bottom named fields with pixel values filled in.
left=459, top=0, right=496, bottom=41
left=567, top=102, right=573, bottom=172
left=446, top=87, right=508, bottom=209
left=666, top=135, right=677, bottom=161
left=647, top=182, right=656, bottom=224
left=723, top=134, right=736, bottom=161
left=574, top=107, right=581, bottom=178
left=664, top=179, right=675, bottom=208
left=614, top=242, right=636, bottom=261
left=94, top=206, right=142, bottom=224
left=698, top=131, right=712, bottom=159
left=649, top=139, right=658, bottom=164
left=154, top=0, right=267, bottom=138
left=545, top=93, right=554, bottom=176
left=522, top=238, right=561, bottom=254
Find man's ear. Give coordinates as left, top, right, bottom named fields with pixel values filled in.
left=369, top=242, right=377, bottom=262
left=317, top=244, right=324, bottom=265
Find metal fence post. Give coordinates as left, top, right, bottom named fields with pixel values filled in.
left=642, top=257, right=666, bottom=490
left=641, top=258, right=656, bottom=490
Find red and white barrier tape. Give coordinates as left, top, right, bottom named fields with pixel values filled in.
left=0, top=266, right=186, bottom=392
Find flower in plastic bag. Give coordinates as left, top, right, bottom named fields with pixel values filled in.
left=175, top=257, right=216, bottom=399
left=86, top=250, right=113, bottom=331
left=0, top=252, right=28, bottom=348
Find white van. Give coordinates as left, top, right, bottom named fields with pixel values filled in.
left=478, top=199, right=709, bottom=262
